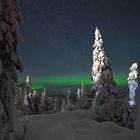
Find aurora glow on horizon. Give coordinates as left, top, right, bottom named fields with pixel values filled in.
left=22, top=73, right=128, bottom=90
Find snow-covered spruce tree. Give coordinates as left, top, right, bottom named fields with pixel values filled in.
left=91, top=27, right=122, bottom=124
left=39, top=88, right=50, bottom=113
left=15, top=85, right=25, bottom=116
left=76, top=88, right=81, bottom=100
left=27, top=92, right=34, bottom=114
left=32, top=90, right=41, bottom=114
left=53, top=97, right=61, bottom=112
left=25, top=75, right=32, bottom=100
left=76, top=83, right=88, bottom=109
left=61, top=88, right=71, bottom=112
left=135, top=61, right=140, bottom=133
left=61, top=98, right=67, bottom=112
left=26, top=75, right=32, bottom=88
left=23, top=91, right=30, bottom=115
left=47, top=97, right=55, bottom=113
left=122, top=63, right=139, bottom=129
left=76, top=88, right=81, bottom=109
left=128, top=63, right=139, bottom=106
left=24, top=75, right=33, bottom=115
left=80, top=82, right=88, bottom=109
left=23, top=75, right=32, bottom=114
left=26, top=75, right=30, bottom=83
left=15, top=75, right=33, bottom=115
left=66, top=88, right=76, bottom=111
left=91, top=27, right=118, bottom=97
left=0, top=0, right=23, bottom=140
left=61, top=88, right=76, bottom=112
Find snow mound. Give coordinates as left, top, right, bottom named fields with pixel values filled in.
left=17, top=110, right=137, bottom=140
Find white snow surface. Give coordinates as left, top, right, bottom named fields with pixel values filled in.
left=17, top=109, right=140, bottom=140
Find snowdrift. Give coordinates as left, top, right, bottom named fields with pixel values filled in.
left=17, top=109, right=139, bottom=140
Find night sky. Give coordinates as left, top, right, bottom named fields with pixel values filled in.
left=19, top=0, right=140, bottom=91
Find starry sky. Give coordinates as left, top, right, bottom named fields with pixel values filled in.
left=19, top=0, right=140, bottom=91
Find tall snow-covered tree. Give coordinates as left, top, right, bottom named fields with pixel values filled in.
left=128, top=63, right=139, bottom=106
left=91, top=27, right=117, bottom=97
left=0, top=0, right=23, bottom=139
left=122, top=63, right=139, bottom=129
left=91, top=27, right=121, bottom=124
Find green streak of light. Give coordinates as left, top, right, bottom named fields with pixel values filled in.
left=31, top=75, right=91, bottom=87
left=32, top=85, right=44, bottom=90
left=113, top=74, right=127, bottom=86
left=30, top=73, right=128, bottom=90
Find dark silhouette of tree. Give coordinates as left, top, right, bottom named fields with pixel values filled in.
left=0, top=0, right=23, bottom=139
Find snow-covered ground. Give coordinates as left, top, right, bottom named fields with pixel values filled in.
left=17, top=109, right=139, bottom=140
left=16, top=82, right=140, bottom=140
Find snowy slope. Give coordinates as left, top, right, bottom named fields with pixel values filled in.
left=17, top=109, right=140, bottom=140
left=16, top=85, right=140, bottom=140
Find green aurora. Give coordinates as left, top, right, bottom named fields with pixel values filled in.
left=28, top=73, right=128, bottom=90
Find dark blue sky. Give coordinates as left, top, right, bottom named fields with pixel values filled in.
left=19, top=0, right=140, bottom=89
